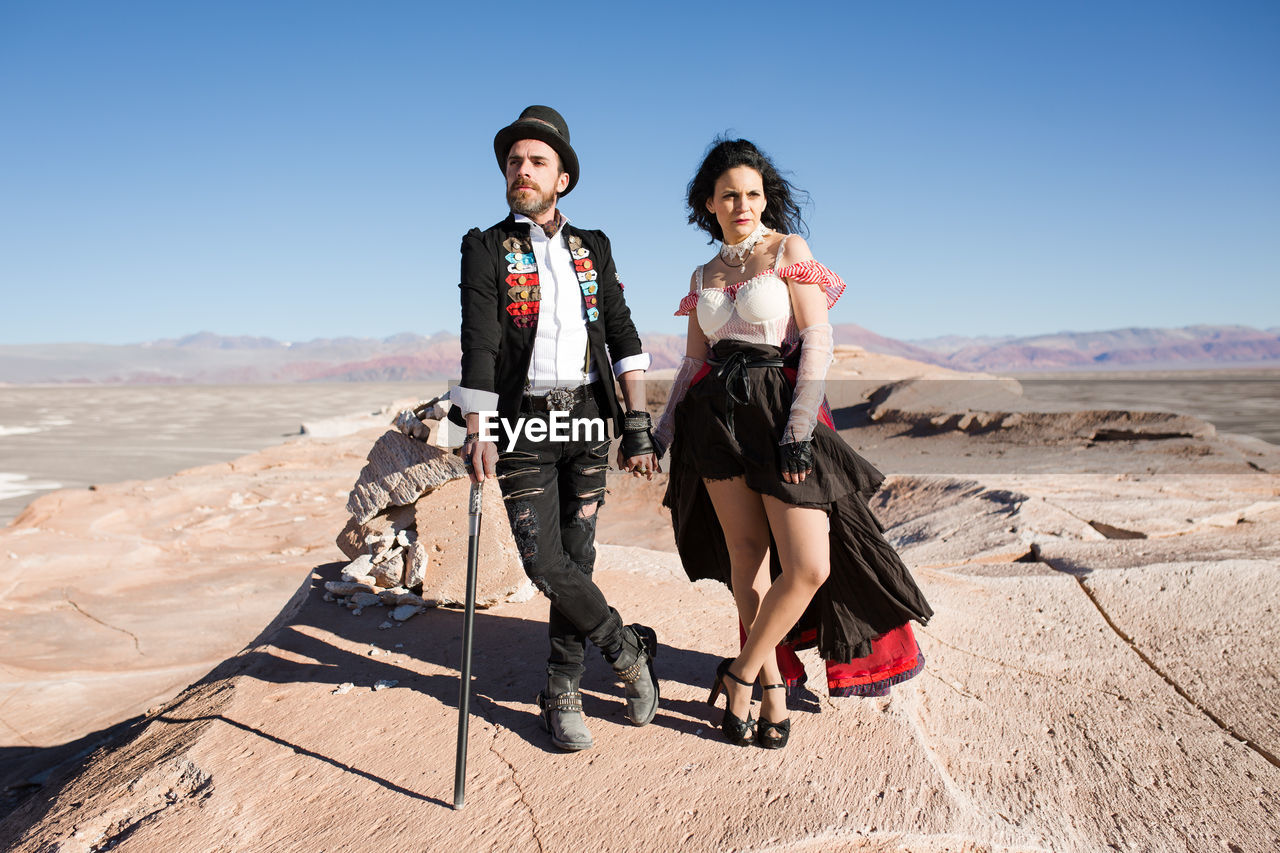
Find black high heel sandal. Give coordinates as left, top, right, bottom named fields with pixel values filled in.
left=756, top=682, right=791, bottom=749
left=707, top=658, right=756, bottom=746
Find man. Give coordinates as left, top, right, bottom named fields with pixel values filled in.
left=452, top=105, right=661, bottom=751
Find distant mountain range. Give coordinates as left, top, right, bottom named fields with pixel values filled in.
left=881, top=324, right=1280, bottom=372
left=1, top=325, right=1277, bottom=384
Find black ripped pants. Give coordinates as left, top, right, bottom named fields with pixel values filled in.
left=495, top=397, right=623, bottom=681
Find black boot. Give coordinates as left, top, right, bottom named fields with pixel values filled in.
left=611, top=624, right=659, bottom=726
left=537, top=674, right=594, bottom=752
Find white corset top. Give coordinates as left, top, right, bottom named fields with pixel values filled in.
left=694, top=271, right=795, bottom=347
left=674, top=253, right=849, bottom=349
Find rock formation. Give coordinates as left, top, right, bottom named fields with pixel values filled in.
left=2, top=348, right=1278, bottom=852
left=326, top=413, right=532, bottom=621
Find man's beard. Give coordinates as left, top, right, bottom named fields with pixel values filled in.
left=507, top=181, right=556, bottom=217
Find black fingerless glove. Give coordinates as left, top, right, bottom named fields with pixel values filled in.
left=619, top=410, right=655, bottom=459
left=780, top=440, right=814, bottom=476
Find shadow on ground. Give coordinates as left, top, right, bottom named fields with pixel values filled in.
left=1, top=557, right=735, bottom=833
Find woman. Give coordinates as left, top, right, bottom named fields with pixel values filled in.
left=653, top=139, right=933, bottom=748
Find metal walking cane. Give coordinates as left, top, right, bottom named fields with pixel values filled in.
left=452, top=477, right=483, bottom=809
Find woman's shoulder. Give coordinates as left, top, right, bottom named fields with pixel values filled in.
left=774, top=237, right=847, bottom=309
left=773, top=232, right=813, bottom=269
left=676, top=267, right=703, bottom=316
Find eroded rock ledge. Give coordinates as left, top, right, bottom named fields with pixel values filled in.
left=2, top=349, right=1278, bottom=851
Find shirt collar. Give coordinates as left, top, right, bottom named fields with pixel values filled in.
left=514, top=211, right=570, bottom=242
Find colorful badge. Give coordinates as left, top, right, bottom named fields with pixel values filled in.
left=506, top=251, right=536, bottom=273
left=506, top=301, right=540, bottom=317
left=506, top=272, right=539, bottom=288
left=574, top=245, right=599, bottom=323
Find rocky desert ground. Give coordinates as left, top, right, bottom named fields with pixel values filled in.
left=1, top=347, right=1278, bottom=852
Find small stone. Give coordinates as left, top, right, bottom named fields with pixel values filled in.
left=373, top=679, right=399, bottom=691
left=393, top=409, right=432, bottom=441
left=352, top=608, right=363, bottom=616
left=420, top=394, right=451, bottom=421
left=343, top=554, right=376, bottom=581
left=403, top=540, right=428, bottom=589
left=396, top=530, right=410, bottom=547
left=326, top=580, right=376, bottom=596
left=392, top=604, right=424, bottom=622
left=351, top=592, right=382, bottom=608
left=332, top=682, right=354, bottom=695
left=322, top=592, right=336, bottom=602
left=379, top=589, right=428, bottom=608
left=369, top=551, right=405, bottom=588
left=378, top=621, right=394, bottom=630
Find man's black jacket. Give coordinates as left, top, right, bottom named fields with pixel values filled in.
left=457, top=214, right=644, bottom=432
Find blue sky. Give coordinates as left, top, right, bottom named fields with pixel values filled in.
left=1, top=1, right=1277, bottom=345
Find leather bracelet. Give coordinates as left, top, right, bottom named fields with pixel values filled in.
left=619, top=411, right=655, bottom=459
left=622, top=410, right=652, bottom=433
left=464, top=432, right=481, bottom=443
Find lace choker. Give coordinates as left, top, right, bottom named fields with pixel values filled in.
left=719, top=223, right=769, bottom=273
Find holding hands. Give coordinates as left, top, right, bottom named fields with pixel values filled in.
left=619, top=409, right=660, bottom=480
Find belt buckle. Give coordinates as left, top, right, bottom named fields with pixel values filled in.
left=545, top=386, right=576, bottom=412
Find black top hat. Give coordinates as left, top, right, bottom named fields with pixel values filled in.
left=493, top=105, right=580, bottom=197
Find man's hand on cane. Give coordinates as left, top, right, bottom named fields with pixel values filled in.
left=463, top=414, right=498, bottom=483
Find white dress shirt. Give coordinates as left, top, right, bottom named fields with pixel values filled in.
left=516, top=212, right=650, bottom=394
left=519, top=213, right=595, bottom=393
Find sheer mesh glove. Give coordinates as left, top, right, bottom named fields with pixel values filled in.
left=781, top=323, right=834, bottom=445
left=652, top=355, right=704, bottom=458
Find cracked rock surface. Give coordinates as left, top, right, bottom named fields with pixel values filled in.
left=2, top=349, right=1278, bottom=851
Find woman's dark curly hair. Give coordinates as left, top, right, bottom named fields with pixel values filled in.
left=686, top=137, right=809, bottom=242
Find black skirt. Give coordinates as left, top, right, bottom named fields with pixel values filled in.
left=662, top=340, right=933, bottom=662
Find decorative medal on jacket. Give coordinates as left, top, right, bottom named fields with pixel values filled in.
left=567, top=235, right=599, bottom=323
left=503, top=236, right=539, bottom=328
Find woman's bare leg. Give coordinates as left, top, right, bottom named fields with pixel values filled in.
left=732, top=494, right=831, bottom=706
left=702, top=476, right=779, bottom=718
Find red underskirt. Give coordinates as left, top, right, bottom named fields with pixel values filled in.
left=740, top=622, right=924, bottom=697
